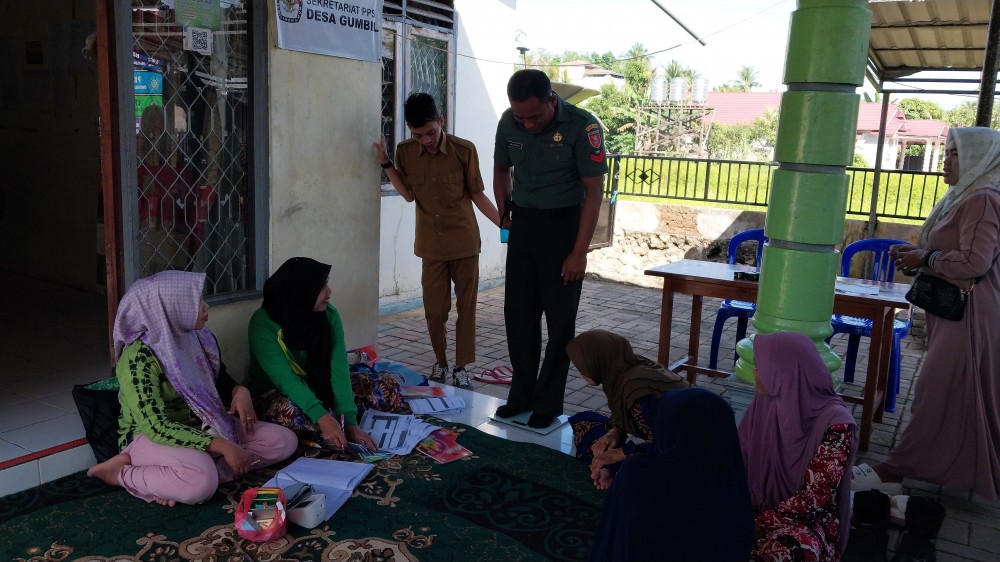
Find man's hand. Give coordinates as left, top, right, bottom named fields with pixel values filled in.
left=561, top=249, right=588, bottom=284
left=372, top=135, right=390, bottom=165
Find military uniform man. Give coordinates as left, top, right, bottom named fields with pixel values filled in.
left=493, top=69, right=608, bottom=428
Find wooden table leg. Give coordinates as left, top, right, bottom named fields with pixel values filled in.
left=686, top=295, right=703, bottom=384
left=657, top=279, right=674, bottom=366
left=858, top=305, right=888, bottom=452
left=873, top=307, right=894, bottom=424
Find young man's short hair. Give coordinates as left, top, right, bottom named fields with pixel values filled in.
left=507, top=69, right=552, bottom=103
left=403, top=93, right=440, bottom=127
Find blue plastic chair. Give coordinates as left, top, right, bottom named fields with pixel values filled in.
left=709, top=229, right=766, bottom=369
left=830, top=238, right=911, bottom=412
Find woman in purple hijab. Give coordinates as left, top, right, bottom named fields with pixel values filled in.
left=740, top=332, right=858, bottom=561
left=86, top=271, right=297, bottom=505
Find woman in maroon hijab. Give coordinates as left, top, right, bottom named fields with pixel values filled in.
left=739, top=332, right=858, bottom=561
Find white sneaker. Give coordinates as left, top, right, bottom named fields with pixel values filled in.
left=851, top=463, right=903, bottom=495
left=429, top=363, right=448, bottom=383
left=452, top=367, right=473, bottom=389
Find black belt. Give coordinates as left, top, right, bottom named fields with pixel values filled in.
left=513, top=204, right=580, bottom=219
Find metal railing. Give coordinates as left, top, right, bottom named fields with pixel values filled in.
left=606, top=154, right=947, bottom=222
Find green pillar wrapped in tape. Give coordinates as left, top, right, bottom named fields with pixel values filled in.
left=734, top=0, right=871, bottom=384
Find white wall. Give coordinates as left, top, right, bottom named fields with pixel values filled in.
left=378, top=0, right=515, bottom=310
left=213, top=3, right=383, bottom=374
left=856, top=133, right=900, bottom=170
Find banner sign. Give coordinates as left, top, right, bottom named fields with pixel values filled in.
left=275, top=0, right=383, bottom=62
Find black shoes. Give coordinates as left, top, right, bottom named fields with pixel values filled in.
left=495, top=404, right=527, bottom=418
left=845, top=490, right=891, bottom=562
left=892, top=496, right=945, bottom=562
left=527, top=413, right=554, bottom=428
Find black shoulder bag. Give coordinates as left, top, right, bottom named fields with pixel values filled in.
left=904, top=274, right=974, bottom=321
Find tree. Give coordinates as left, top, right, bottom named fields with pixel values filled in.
left=712, top=83, right=742, bottom=93
left=897, top=98, right=944, bottom=121
left=621, top=43, right=653, bottom=99
left=582, top=83, right=637, bottom=153
left=736, top=65, right=760, bottom=92
left=706, top=109, right=779, bottom=161
left=945, top=100, right=1000, bottom=129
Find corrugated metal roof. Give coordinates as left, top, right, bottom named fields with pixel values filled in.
left=868, top=0, right=992, bottom=79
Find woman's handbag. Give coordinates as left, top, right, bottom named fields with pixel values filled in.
left=72, top=377, right=122, bottom=462
left=905, top=274, right=974, bottom=321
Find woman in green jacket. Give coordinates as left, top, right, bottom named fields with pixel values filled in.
left=246, top=257, right=377, bottom=450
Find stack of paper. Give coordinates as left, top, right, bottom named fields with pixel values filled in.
left=406, top=395, right=466, bottom=415
left=359, top=410, right=440, bottom=455
left=835, top=281, right=880, bottom=295
left=263, top=457, right=374, bottom=520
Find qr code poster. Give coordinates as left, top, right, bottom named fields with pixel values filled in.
left=184, top=27, right=213, bottom=56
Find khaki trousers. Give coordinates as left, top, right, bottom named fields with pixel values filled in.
left=422, top=255, right=479, bottom=368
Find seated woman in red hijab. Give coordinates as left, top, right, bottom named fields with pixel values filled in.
left=740, top=332, right=859, bottom=561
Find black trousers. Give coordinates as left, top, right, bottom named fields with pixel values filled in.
left=502, top=205, right=583, bottom=417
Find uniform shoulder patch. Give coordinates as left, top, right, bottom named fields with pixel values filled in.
left=588, top=131, right=602, bottom=149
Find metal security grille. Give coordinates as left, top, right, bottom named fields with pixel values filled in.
left=131, top=1, right=251, bottom=295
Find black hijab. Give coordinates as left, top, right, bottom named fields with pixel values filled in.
left=588, top=388, right=754, bottom=561
left=262, top=257, right=335, bottom=408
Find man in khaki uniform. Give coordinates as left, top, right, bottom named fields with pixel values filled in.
left=373, top=93, right=500, bottom=388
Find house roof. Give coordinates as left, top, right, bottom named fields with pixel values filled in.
left=900, top=119, right=949, bottom=140
left=704, top=92, right=783, bottom=125
left=705, top=92, right=946, bottom=140
left=856, top=102, right=907, bottom=135
left=563, top=59, right=621, bottom=78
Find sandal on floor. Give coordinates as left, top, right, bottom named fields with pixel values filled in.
left=474, top=367, right=513, bottom=385
left=852, top=463, right=904, bottom=495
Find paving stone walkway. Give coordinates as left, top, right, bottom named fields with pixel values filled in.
left=377, top=278, right=1000, bottom=561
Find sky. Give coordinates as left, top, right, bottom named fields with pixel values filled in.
left=512, top=0, right=976, bottom=110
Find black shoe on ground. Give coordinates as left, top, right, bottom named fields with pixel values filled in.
left=844, top=490, right=890, bottom=562
left=891, top=496, right=945, bottom=562
left=527, top=413, right=554, bottom=428
left=495, top=404, right=527, bottom=418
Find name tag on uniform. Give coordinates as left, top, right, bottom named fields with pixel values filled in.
left=507, top=141, right=523, bottom=149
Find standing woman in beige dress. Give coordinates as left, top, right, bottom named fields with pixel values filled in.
left=852, top=127, right=1000, bottom=500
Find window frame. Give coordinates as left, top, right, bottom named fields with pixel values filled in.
left=379, top=9, right=456, bottom=194
left=116, top=0, right=268, bottom=303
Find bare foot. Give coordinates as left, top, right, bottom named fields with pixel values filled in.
left=153, top=496, right=177, bottom=507
left=592, top=468, right=613, bottom=491
left=86, top=453, right=131, bottom=486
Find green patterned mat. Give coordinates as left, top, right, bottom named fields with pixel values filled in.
left=0, top=421, right=603, bottom=561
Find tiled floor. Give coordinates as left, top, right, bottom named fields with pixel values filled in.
left=0, top=270, right=109, bottom=496
left=3, top=271, right=999, bottom=561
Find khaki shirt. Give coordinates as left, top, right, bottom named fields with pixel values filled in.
left=493, top=96, right=607, bottom=208
left=394, top=133, right=485, bottom=260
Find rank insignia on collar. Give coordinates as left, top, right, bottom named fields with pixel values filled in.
left=553, top=131, right=563, bottom=143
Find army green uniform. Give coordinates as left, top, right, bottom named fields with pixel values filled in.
left=493, top=96, right=607, bottom=418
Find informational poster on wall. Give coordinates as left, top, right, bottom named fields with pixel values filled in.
left=275, top=0, right=383, bottom=62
